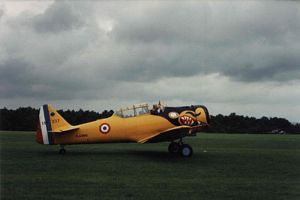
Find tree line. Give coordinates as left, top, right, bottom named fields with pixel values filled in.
left=207, top=113, right=300, bottom=134
left=0, top=107, right=299, bottom=134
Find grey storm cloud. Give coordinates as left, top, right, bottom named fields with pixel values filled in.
left=32, top=1, right=84, bottom=33
left=110, top=2, right=300, bottom=82
left=2, top=1, right=300, bottom=83
left=0, top=57, right=116, bottom=100
left=1, top=1, right=300, bottom=122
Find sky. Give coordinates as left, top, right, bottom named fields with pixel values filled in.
left=0, top=1, right=300, bottom=122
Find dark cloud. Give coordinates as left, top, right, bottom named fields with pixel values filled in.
left=110, top=2, right=300, bottom=82
left=0, top=57, right=115, bottom=100
left=3, top=1, right=298, bottom=85
left=224, top=52, right=300, bottom=82
left=1, top=1, right=300, bottom=121
left=32, top=1, right=84, bottom=33
left=113, top=2, right=300, bottom=46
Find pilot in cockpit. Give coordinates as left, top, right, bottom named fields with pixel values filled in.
left=151, top=102, right=164, bottom=115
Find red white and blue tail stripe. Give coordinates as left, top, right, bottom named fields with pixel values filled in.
left=36, top=105, right=54, bottom=145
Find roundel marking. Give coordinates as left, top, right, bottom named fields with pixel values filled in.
left=99, top=123, right=110, bottom=134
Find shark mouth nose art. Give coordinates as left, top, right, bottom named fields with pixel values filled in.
left=180, top=116, right=197, bottom=126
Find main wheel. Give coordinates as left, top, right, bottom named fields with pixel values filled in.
left=180, top=144, right=193, bottom=157
left=168, top=142, right=180, bottom=154
left=59, top=149, right=66, bottom=154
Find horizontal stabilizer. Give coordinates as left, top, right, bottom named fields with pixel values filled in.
left=38, top=104, right=80, bottom=140
left=51, top=125, right=80, bottom=133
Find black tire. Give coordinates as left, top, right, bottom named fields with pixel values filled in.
left=180, top=144, right=193, bottom=157
left=168, top=142, right=180, bottom=154
left=59, top=149, right=66, bottom=154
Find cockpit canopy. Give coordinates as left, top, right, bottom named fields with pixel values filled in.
left=115, top=103, right=150, bottom=118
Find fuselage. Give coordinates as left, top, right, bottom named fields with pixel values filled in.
left=52, top=114, right=174, bottom=144
left=36, top=104, right=210, bottom=145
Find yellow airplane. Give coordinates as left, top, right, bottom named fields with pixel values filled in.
left=36, top=102, right=210, bottom=157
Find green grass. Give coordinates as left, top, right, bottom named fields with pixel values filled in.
left=1, top=131, right=299, bottom=200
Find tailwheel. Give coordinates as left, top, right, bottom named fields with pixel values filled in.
left=168, top=142, right=180, bottom=154
left=180, top=144, right=193, bottom=157
left=59, top=145, right=66, bottom=154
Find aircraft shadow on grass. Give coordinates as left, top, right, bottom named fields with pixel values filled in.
left=37, top=149, right=214, bottom=163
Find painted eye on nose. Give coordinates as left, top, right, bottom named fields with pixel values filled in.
left=185, top=111, right=201, bottom=117
left=168, top=112, right=179, bottom=119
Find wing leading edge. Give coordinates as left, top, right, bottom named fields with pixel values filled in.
left=138, top=126, right=191, bottom=144
left=138, top=122, right=208, bottom=144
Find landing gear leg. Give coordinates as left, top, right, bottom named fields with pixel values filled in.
left=59, top=145, right=66, bottom=154
left=168, top=141, right=180, bottom=154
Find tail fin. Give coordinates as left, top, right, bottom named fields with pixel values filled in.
left=36, top=104, right=78, bottom=145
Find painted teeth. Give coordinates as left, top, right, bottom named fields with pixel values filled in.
left=181, top=116, right=197, bottom=126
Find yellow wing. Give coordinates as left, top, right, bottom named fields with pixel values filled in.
left=138, top=126, right=191, bottom=144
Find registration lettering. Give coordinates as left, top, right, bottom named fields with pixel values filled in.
left=76, top=133, right=88, bottom=138
left=51, top=119, right=60, bottom=124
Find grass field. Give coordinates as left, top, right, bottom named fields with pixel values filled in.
left=1, top=131, right=299, bottom=200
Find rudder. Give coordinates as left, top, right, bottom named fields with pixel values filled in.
left=36, top=104, right=75, bottom=145
left=36, top=104, right=55, bottom=144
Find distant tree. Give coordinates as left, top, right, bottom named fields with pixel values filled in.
left=207, top=113, right=299, bottom=134
left=1, top=107, right=300, bottom=133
